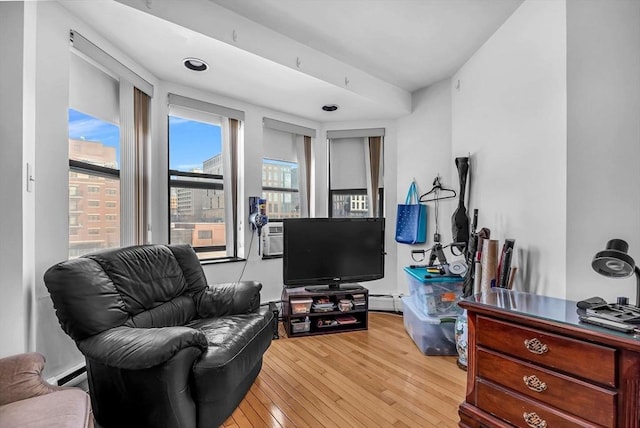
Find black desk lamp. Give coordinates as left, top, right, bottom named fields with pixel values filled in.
left=592, top=239, right=640, bottom=307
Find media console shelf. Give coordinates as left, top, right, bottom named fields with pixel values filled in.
left=281, top=286, right=368, bottom=337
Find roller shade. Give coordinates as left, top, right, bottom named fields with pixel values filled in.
left=69, top=52, right=119, bottom=125
left=327, top=128, right=385, bottom=139
left=168, top=94, right=244, bottom=121
left=264, top=127, right=297, bottom=162
left=330, top=137, right=367, bottom=189
left=70, top=30, right=153, bottom=97
left=263, top=117, right=316, bottom=138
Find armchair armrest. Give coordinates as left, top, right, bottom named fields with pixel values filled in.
left=195, top=281, right=262, bottom=318
left=77, top=326, right=208, bottom=370
left=0, top=353, right=62, bottom=406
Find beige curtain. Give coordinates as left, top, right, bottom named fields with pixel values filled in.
left=304, top=135, right=312, bottom=214
left=229, top=118, right=239, bottom=257
left=133, top=88, right=149, bottom=243
left=368, top=136, right=382, bottom=217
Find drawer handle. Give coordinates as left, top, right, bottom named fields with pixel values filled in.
left=523, top=375, right=547, bottom=392
left=524, top=338, right=548, bottom=355
left=523, top=412, right=547, bottom=428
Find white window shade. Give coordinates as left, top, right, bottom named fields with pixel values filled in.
left=168, top=104, right=222, bottom=126
left=168, top=93, right=244, bottom=121
left=330, top=137, right=367, bottom=189
left=70, top=30, right=153, bottom=97
left=263, top=127, right=297, bottom=162
left=69, top=53, right=119, bottom=125
left=263, top=117, right=316, bottom=138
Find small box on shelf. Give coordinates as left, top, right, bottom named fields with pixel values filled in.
left=291, top=317, right=311, bottom=333
left=291, top=298, right=313, bottom=314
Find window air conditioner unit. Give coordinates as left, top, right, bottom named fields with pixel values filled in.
left=262, top=221, right=284, bottom=256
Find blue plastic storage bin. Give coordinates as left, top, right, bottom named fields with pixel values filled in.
left=404, top=266, right=463, bottom=316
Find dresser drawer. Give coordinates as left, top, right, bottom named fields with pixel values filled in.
left=477, top=379, right=601, bottom=428
left=477, top=316, right=616, bottom=386
left=477, top=348, right=616, bottom=427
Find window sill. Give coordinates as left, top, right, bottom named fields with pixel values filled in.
left=199, top=257, right=245, bottom=266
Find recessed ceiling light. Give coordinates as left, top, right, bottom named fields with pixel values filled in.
left=183, top=58, right=209, bottom=72
left=322, top=104, right=339, bottom=112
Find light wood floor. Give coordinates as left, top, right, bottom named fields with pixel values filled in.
left=222, top=312, right=467, bottom=428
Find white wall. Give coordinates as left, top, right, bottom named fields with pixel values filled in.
left=451, top=0, right=568, bottom=297
left=566, top=0, right=640, bottom=303
left=0, top=2, right=29, bottom=357
left=396, top=80, right=455, bottom=295
left=13, top=1, right=161, bottom=377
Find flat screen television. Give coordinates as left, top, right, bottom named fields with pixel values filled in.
left=282, top=217, right=385, bottom=292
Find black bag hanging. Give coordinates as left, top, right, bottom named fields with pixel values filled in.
left=451, top=157, right=470, bottom=253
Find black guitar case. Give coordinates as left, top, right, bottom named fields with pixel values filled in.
left=451, top=157, right=470, bottom=253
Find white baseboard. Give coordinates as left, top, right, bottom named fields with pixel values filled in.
left=369, top=294, right=404, bottom=312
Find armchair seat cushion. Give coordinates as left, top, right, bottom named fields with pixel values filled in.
left=0, top=388, right=93, bottom=428
left=189, top=307, right=274, bottom=403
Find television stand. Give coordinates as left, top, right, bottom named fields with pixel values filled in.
left=281, top=286, right=368, bottom=337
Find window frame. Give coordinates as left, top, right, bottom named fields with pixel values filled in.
left=168, top=168, right=227, bottom=257
left=328, top=188, right=384, bottom=218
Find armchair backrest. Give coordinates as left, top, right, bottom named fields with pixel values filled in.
left=44, top=244, right=208, bottom=341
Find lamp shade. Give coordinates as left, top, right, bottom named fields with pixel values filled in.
left=592, top=239, right=635, bottom=278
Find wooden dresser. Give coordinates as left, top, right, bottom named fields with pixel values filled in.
left=458, top=289, right=640, bottom=428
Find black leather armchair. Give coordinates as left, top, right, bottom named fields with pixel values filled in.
left=44, top=244, right=274, bottom=428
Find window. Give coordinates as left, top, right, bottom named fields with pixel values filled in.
left=68, top=31, right=151, bottom=259
left=168, top=94, right=243, bottom=260
left=328, top=130, right=384, bottom=218
left=329, top=189, right=384, bottom=218
left=68, top=109, right=120, bottom=257
left=262, top=159, right=300, bottom=219
left=261, top=118, right=315, bottom=220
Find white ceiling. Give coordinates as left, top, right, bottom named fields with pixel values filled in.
left=59, top=0, right=523, bottom=122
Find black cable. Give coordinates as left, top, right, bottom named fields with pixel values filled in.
left=235, top=229, right=255, bottom=284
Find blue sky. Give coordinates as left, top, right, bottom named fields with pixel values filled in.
left=169, top=116, right=222, bottom=171
left=68, top=109, right=120, bottom=164
left=68, top=109, right=222, bottom=172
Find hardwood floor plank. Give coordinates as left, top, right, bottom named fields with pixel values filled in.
left=223, top=312, right=466, bottom=427
left=249, top=380, right=297, bottom=428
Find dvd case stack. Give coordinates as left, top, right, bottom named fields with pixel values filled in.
left=352, top=293, right=366, bottom=310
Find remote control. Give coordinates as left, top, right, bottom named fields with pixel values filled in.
left=580, top=316, right=636, bottom=333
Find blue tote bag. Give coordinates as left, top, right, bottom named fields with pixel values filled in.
left=395, top=181, right=427, bottom=244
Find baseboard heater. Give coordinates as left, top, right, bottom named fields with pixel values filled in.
left=47, top=363, right=87, bottom=387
